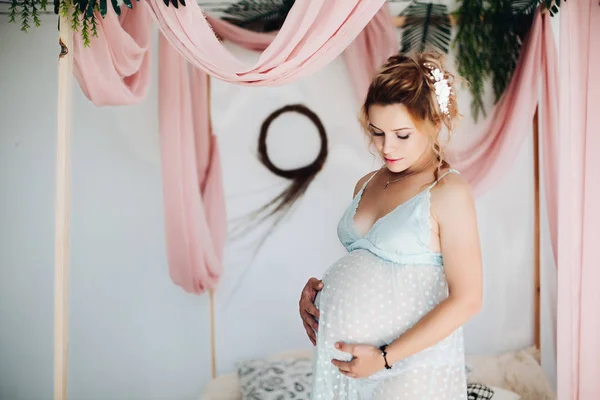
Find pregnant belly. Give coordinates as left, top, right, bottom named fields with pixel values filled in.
left=315, top=249, right=448, bottom=349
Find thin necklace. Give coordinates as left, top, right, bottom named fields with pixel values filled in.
left=384, top=155, right=436, bottom=190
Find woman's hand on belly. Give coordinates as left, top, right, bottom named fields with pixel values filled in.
left=299, top=277, right=324, bottom=346
left=330, top=342, right=385, bottom=379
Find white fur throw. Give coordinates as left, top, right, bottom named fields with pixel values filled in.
left=465, top=346, right=555, bottom=400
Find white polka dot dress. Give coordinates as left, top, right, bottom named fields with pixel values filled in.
left=310, top=170, right=467, bottom=400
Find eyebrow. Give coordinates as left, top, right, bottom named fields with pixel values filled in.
left=369, top=123, right=412, bottom=132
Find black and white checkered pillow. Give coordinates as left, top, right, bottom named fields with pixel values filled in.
left=237, top=358, right=313, bottom=400
left=467, top=382, right=495, bottom=400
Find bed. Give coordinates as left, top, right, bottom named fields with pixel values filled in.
left=198, top=346, right=555, bottom=400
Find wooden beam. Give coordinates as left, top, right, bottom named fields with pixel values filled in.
left=533, top=106, right=541, bottom=350
left=207, top=74, right=217, bottom=381
left=209, top=288, right=217, bottom=379
left=55, top=9, right=74, bottom=400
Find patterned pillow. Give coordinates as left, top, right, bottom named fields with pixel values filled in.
left=467, top=382, right=495, bottom=400
left=236, top=357, right=313, bottom=400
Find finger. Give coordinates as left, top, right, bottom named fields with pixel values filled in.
left=331, top=359, right=352, bottom=372
left=303, top=321, right=316, bottom=345
left=301, top=287, right=320, bottom=316
left=307, top=313, right=319, bottom=332
left=305, top=302, right=321, bottom=320
left=305, top=278, right=318, bottom=293
left=340, top=370, right=357, bottom=378
left=302, top=320, right=315, bottom=336
left=310, top=278, right=324, bottom=291
left=300, top=308, right=319, bottom=331
left=300, top=309, right=319, bottom=331
left=335, top=342, right=353, bottom=354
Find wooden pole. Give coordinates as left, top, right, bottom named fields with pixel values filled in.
left=209, top=289, right=217, bottom=379
left=54, top=8, right=74, bottom=400
left=533, top=106, right=541, bottom=350
left=207, top=74, right=217, bottom=380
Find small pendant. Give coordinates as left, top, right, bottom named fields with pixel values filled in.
left=384, top=182, right=389, bottom=190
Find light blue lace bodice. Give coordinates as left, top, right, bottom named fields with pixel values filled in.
left=336, top=169, right=460, bottom=266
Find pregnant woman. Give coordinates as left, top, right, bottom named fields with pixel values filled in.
left=299, top=52, right=483, bottom=399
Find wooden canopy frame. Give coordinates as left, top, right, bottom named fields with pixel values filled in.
left=51, top=9, right=543, bottom=400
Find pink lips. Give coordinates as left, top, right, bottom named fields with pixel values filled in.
left=384, top=157, right=403, bottom=164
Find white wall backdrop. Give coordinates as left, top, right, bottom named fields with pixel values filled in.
left=0, top=9, right=556, bottom=400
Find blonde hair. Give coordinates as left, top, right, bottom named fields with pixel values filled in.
left=358, top=50, right=461, bottom=175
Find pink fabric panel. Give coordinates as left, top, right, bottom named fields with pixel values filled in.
left=450, top=12, right=544, bottom=195
left=342, top=4, right=399, bottom=101
left=157, top=35, right=221, bottom=294
left=190, top=66, right=227, bottom=288
left=143, top=0, right=387, bottom=84
left=207, top=16, right=276, bottom=51
left=556, top=2, right=600, bottom=398
left=73, top=7, right=153, bottom=106
left=447, top=11, right=559, bottom=262
left=69, top=4, right=565, bottom=308
left=71, top=3, right=396, bottom=294
left=540, top=13, right=559, bottom=261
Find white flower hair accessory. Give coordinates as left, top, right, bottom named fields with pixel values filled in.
left=423, top=63, right=451, bottom=116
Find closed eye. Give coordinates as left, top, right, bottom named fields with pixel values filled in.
left=370, top=130, right=411, bottom=140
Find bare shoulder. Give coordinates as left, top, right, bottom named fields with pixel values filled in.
left=353, top=169, right=381, bottom=197
left=430, top=170, right=475, bottom=218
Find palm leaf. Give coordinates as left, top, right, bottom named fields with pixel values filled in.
left=454, top=0, right=563, bottom=120
left=511, top=0, right=561, bottom=16
left=222, top=0, right=295, bottom=32
left=400, top=2, right=451, bottom=54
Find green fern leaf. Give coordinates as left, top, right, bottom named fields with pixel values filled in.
left=400, top=2, right=452, bottom=54
left=222, top=0, right=295, bottom=32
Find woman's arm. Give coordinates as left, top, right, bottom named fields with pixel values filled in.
left=385, top=174, right=483, bottom=365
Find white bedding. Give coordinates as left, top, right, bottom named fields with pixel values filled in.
left=199, top=346, right=554, bottom=400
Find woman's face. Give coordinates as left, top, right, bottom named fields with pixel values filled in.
left=367, top=103, right=433, bottom=173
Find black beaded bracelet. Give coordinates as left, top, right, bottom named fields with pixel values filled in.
left=379, top=344, right=392, bottom=369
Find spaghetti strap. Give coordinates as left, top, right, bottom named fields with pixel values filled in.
left=359, top=169, right=381, bottom=192
left=428, top=168, right=460, bottom=190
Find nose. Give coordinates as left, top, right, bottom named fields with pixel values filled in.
left=382, top=134, right=396, bottom=155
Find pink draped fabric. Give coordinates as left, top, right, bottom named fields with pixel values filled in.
left=73, top=0, right=386, bottom=101
left=145, top=0, right=386, bottom=84
left=73, top=7, right=153, bottom=106
left=156, top=5, right=398, bottom=294
left=71, top=5, right=564, bottom=317
left=539, top=13, right=559, bottom=261
left=206, top=16, right=276, bottom=52
left=71, top=2, right=396, bottom=294
left=158, top=35, right=226, bottom=293
left=556, top=1, right=600, bottom=398
left=449, top=10, right=559, bottom=259
left=342, top=5, right=399, bottom=101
